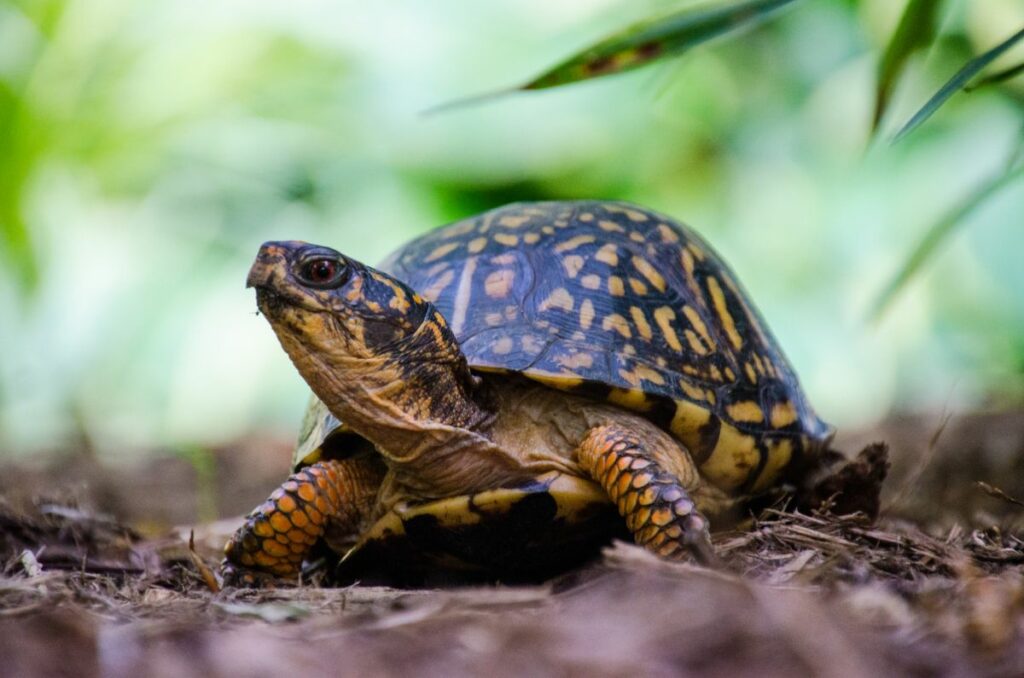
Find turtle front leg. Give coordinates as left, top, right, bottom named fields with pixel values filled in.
left=576, top=424, right=718, bottom=565
left=221, top=456, right=385, bottom=586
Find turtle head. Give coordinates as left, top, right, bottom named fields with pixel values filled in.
left=248, top=241, right=442, bottom=360
left=248, top=241, right=489, bottom=439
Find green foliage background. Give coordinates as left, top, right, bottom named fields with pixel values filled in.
left=1, top=0, right=1022, bottom=457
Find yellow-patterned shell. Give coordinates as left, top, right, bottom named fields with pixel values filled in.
left=376, top=201, right=832, bottom=493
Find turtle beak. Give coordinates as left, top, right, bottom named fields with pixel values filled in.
left=247, top=241, right=298, bottom=289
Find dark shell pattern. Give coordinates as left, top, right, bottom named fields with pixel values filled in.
left=381, top=201, right=832, bottom=493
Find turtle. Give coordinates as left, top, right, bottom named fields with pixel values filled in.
left=222, top=200, right=834, bottom=585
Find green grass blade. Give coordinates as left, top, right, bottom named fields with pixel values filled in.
left=872, top=0, right=941, bottom=133
left=965, top=60, right=1024, bottom=91
left=869, top=165, right=1024, bottom=322
left=893, top=26, right=1024, bottom=143
left=522, top=0, right=798, bottom=91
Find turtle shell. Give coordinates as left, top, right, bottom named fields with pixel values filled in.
left=380, top=200, right=832, bottom=492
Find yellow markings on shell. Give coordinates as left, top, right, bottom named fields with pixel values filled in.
left=679, top=248, right=703, bottom=302
left=608, top=276, right=625, bottom=297
left=762, top=356, right=778, bottom=378
left=657, top=224, right=679, bottom=243
left=523, top=232, right=541, bottom=245
left=522, top=334, right=544, bottom=354
left=424, top=242, right=459, bottom=263
left=581, top=274, right=601, bottom=290
left=708, top=365, right=722, bottom=382
left=770, top=401, right=798, bottom=429
left=679, top=381, right=706, bottom=403
left=542, top=226, right=555, bottom=235
left=629, top=307, right=653, bottom=341
left=494, top=233, right=519, bottom=247
left=499, top=215, right=530, bottom=228
left=490, top=253, right=517, bottom=266
left=618, top=363, right=665, bottom=387
left=683, top=329, right=709, bottom=356
left=595, top=244, right=619, bottom=266
left=450, top=257, right=478, bottom=336
left=467, top=237, right=488, bottom=254
left=607, top=387, right=652, bottom=411
left=578, top=212, right=594, bottom=222
left=687, top=242, right=706, bottom=261
left=726, top=401, right=764, bottom=424
left=539, top=287, right=574, bottom=312
left=752, top=353, right=766, bottom=376
left=554, top=234, right=596, bottom=253
left=629, top=232, right=645, bottom=243
left=680, top=306, right=715, bottom=351
left=706, top=276, right=743, bottom=350
left=744, top=363, right=758, bottom=383
left=579, top=298, right=595, bottom=330
left=598, top=219, right=625, bottom=233
left=602, top=313, right=632, bottom=339
left=364, top=299, right=382, bottom=313
left=653, top=307, right=682, bottom=352
left=723, top=366, right=736, bottom=381
left=669, top=400, right=712, bottom=452
left=631, top=256, right=666, bottom=293
left=699, top=423, right=759, bottom=491
left=485, top=312, right=503, bottom=326
left=526, top=369, right=584, bottom=389
left=561, top=255, right=585, bottom=278
left=605, top=204, right=649, bottom=222
left=628, top=277, right=648, bottom=295
left=750, top=438, right=793, bottom=493
left=556, top=352, right=594, bottom=370
left=484, top=269, right=515, bottom=299
left=492, top=336, right=515, bottom=355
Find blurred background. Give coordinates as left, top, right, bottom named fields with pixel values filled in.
left=1, top=0, right=1022, bottom=473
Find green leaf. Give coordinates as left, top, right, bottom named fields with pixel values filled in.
left=893, top=26, right=1024, bottom=142
left=523, top=0, right=799, bottom=91
left=869, top=165, right=1024, bottom=321
left=424, top=0, right=798, bottom=114
left=872, top=0, right=942, bottom=133
left=965, top=59, right=1024, bottom=92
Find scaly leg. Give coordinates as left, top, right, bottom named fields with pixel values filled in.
left=221, top=456, right=385, bottom=586
left=576, top=423, right=717, bottom=565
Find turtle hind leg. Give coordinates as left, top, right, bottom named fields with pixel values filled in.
left=221, top=456, right=384, bottom=586
left=575, top=423, right=718, bottom=565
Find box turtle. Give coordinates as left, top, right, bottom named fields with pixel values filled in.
left=223, top=200, right=834, bottom=585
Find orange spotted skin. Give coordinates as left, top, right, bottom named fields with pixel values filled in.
left=576, top=424, right=714, bottom=563
left=222, top=457, right=384, bottom=585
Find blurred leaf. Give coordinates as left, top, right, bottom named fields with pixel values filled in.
left=426, top=0, right=798, bottom=113
left=523, top=0, right=799, bottom=90
left=872, top=0, right=941, bottom=133
left=869, top=165, right=1024, bottom=321
left=965, top=60, right=1024, bottom=92
left=893, top=26, right=1024, bottom=142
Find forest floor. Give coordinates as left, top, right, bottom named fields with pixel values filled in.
left=2, top=410, right=1023, bottom=678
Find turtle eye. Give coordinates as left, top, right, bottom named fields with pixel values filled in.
left=298, top=257, right=347, bottom=288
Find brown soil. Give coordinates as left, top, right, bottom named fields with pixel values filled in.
left=2, top=410, right=1023, bottom=678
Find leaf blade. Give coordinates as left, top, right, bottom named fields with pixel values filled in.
left=522, top=0, right=800, bottom=91
left=872, top=0, right=941, bottom=133
left=893, top=25, right=1024, bottom=142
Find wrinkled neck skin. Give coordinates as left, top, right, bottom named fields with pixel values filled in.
left=272, top=309, right=535, bottom=502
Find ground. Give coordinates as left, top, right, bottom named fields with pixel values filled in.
left=1, top=410, right=1023, bottom=677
